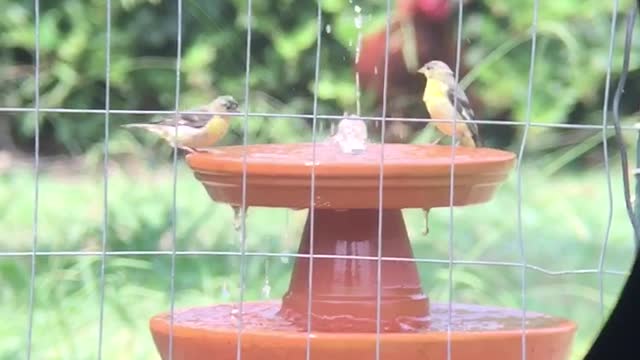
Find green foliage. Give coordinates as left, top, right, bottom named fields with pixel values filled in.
left=2, top=0, right=640, bottom=162
left=0, top=0, right=388, bottom=155
left=463, top=0, right=640, bottom=124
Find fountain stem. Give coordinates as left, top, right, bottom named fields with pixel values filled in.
left=280, top=208, right=429, bottom=332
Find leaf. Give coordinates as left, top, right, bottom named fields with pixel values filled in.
left=182, top=39, right=217, bottom=72
left=321, top=0, right=346, bottom=14
left=39, top=11, right=62, bottom=51
left=273, top=18, right=318, bottom=61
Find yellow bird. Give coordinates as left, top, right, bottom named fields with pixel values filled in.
left=122, top=95, right=239, bottom=153
left=417, top=60, right=482, bottom=147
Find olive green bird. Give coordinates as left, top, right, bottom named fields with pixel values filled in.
left=122, top=95, right=239, bottom=153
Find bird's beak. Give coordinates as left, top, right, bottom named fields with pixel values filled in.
left=417, top=66, right=428, bottom=75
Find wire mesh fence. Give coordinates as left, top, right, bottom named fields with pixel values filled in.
left=1, top=0, right=639, bottom=359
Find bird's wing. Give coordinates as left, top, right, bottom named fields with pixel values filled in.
left=152, top=105, right=211, bottom=128
left=447, top=85, right=482, bottom=146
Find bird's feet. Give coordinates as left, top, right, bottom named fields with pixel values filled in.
left=182, top=146, right=204, bottom=153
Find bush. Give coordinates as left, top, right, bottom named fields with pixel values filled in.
left=1, top=0, right=639, bottom=159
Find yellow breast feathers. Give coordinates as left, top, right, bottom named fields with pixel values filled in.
left=204, top=115, right=230, bottom=143
left=423, top=78, right=452, bottom=119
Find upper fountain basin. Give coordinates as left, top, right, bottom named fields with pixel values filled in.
left=186, top=143, right=516, bottom=209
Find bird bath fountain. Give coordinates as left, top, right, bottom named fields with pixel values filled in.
left=149, top=142, right=576, bottom=360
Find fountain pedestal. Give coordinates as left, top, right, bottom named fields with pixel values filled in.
left=281, top=208, right=427, bottom=332
left=149, top=143, right=576, bottom=360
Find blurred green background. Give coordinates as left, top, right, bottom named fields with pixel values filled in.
left=1, top=0, right=640, bottom=359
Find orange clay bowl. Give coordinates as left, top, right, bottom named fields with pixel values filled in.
left=184, top=143, right=515, bottom=209
left=149, top=143, right=577, bottom=360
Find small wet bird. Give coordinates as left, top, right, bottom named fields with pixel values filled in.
left=418, top=60, right=482, bottom=147
left=122, top=95, right=239, bottom=153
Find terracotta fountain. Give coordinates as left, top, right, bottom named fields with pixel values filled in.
left=149, top=142, right=576, bottom=360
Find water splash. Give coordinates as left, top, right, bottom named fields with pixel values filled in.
left=355, top=74, right=361, bottom=116
left=261, top=279, right=271, bottom=299
left=325, top=24, right=332, bottom=34
left=229, top=305, right=241, bottom=327
left=163, top=302, right=561, bottom=333
left=262, top=259, right=271, bottom=298
left=328, top=113, right=368, bottom=154
left=354, top=6, right=363, bottom=27
left=353, top=4, right=364, bottom=117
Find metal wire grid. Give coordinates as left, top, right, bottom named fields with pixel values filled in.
left=1, top=0, right=633, bottom=359
left=514, top=1, right=539, bottom=358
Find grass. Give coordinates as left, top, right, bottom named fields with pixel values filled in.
left=0, top=154, right=636, bottom=360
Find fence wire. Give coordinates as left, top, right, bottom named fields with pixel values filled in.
left=446, top=0, right=465, bottom=358
left=96, top=0, right=112, bottom=358
left=235, top=0, right=253, bottom=358
left=24, top=0, right=40, bottom=358
left=167, top=0, right=183, bottom=358
left=375, top=1, right=393, bottom=358
left=9, top=0, right=639, bottom=359
left=0, top=107, right=638, bottom=130
left=515, top=1, right=540, bottom=359
left=599, top=0, right=620, bottom=323
left=306, top=1, right=323, bottom=360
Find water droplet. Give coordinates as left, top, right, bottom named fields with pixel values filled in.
left=422, top=209, right=430, bottom=235
left=354, top=33, right=362, bottom=65
left=354, top=14, right=363, bottom=29
left=325, top=24, right=332, bottom=34
left=374, top=66, right=379, bottom=75
left=352, top=4, right=363, bottom=117
left=232, top=205, right=247, bottom=231
left=262, top=279, right=271, bottom=298
left=221, top=281, right=231, bottom=299
left=280, top=256, right=290, bottom=264
left=230, top=307, right=240, bottom=321
left=355, top=72, right=361, bottom=116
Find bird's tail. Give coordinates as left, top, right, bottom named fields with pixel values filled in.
left=460, top=133, right=478, bottom=148
left=471, top=129, right=483, bottom=147
left=122, top=123, right=174, bottom=141
left=123, top=123, right=164, bottom=132
left=122, top=123, right=156, bottom=129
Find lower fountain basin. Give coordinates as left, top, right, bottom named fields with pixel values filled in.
left=150, top=302, right=576, bottom=360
